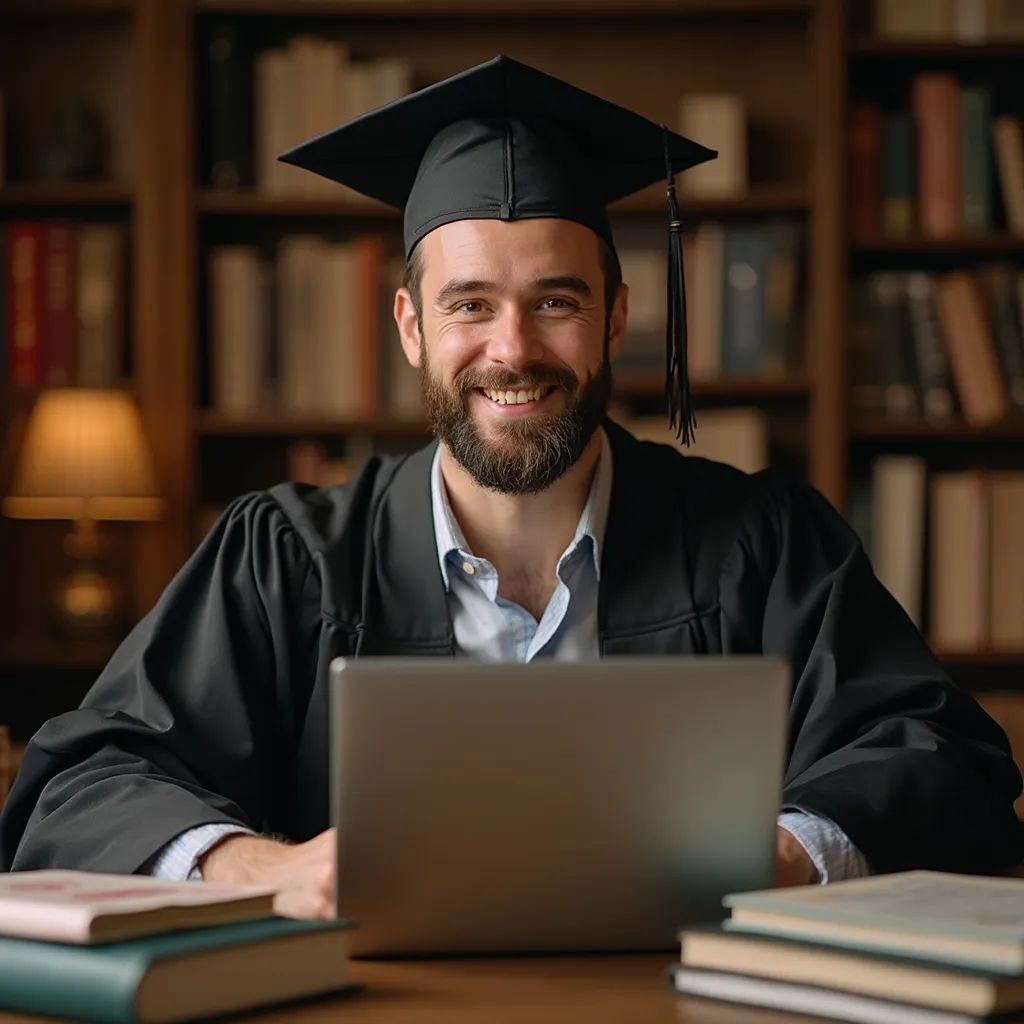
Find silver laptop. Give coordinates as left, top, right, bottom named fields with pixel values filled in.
left=329, top=656, right=789, bottom=956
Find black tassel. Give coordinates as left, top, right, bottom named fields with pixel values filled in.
left=662, top=124, right=696, bottom=445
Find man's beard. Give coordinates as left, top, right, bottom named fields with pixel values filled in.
left=419, top=342, right=612, bottom=495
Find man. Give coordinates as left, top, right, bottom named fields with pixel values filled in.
left=1, top=58, right=1020, bottom=919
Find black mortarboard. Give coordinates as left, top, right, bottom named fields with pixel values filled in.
left=279, top=55, right=716, bottom=443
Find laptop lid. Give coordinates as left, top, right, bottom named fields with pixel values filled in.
left=329, top=656, right=788, bottom=956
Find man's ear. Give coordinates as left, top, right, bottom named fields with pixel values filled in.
left=606, top=282, right=628, bottom=363
left=394, top=287, right=423, bottom=368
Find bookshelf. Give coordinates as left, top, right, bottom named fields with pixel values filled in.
left=2, top=0, right=1022, bottom=742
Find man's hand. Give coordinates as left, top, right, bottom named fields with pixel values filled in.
left=774, top=825, right=819, bottom=887
left=198, top=827, right=337, bottom=919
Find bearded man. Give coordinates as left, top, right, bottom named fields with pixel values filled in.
left=2, top=58, right=1020, bottom=916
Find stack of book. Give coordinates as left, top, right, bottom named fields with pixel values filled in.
left=0, top=869, right=354, bottom=1023
left=674, top=871, right=1024, bottom=1024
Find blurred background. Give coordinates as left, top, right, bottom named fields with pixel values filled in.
left=0, top=0, right=1022, bottom=808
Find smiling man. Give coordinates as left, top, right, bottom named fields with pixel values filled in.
left=1, top=57, right=1021, bottom=918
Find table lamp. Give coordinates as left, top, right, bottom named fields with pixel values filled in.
left=2, top=388, right=164, bottom=638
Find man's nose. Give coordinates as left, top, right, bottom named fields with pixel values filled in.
left=482, top=308, right=546, bottom=367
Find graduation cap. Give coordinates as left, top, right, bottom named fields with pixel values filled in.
left=279, top=55, right=716, bottom=443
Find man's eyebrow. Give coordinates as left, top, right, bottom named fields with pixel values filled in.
left=433, top=276, right=593, bottom=307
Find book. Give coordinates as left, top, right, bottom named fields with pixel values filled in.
left=6, top=221, right=44, bottom=388
left=849, top=102, right=881, bottom=240
left=873, top=0, right=954, bottom=40
left=720, top=223, right=769, bottom=375
left=671, top=965, right=994, bottom=1024
left=865, top=272, right=918, bottom=419
left=42, top=221, right=76, bottom=386
left=905, top=271, right=955, bottom=422
left=881, top=110, right=916, bottom=237
left=978, top=263, right=1024, bottom=411
left=912, top=74, right=961, bottom=239
left=934, top=270, right=1010, bottom=426
left=687, top=219, right=724, bottom=380
left=993, top=115, right=1024, bottom=237
left=760, top=219, right=802, bottom=373
left=724, top=871, right=1024, bottom=974
left=0, top=870, right=276, bottom=944
left=203, top=20, right=252, bottom=189
left=930, top=470, right=990, bottom=652
left=76, top=223, right=126, bottom=387
left=990, top=471, right=1024, bottom=650
left=208, top=245, right=270, bottom=417
left=870, top=455, right=927, bottom=627
left=0, top=915, right=354, bottom=1024
left=677, top=93, right=746, bottom=198
left=960, top=86, right=993, bottom=233
left=678, top=924, right=1024, bottom=1016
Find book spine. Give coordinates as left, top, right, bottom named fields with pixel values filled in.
left=912, top=73, right=962, bottom=238
left=204, top=20, right=252, bottom=189
left=760, top=219, right=801, bottom=374
left=881, top=110, right=916, bottom=238
left=848, top=102, right=881, bottom=240
left=993, top=115, right=1024, bottom=236
left=873, top=0, right=954, bottom=39
left=0, top=937, right=139, bottom=1024
left=42, top=221, right=76, bottom=387
left=904, top=271, right=955, bottom=421
left=7, top=221, right=44, bottom=388
left=960, top=86, right=993, bottom=233
left=990, top=472, right=1024, bottom=650
left=720, top=225, right=767, bottom=376
left=979, top=265, right=1024, bottom=411
left=75, top=224, right=125, bottom=387
left=866, top=272, right=919, bottom=419
left=355, top=235, right=385, bottom=417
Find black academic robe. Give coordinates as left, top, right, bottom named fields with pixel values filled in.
left=1, top=421, right=1020, bottom=876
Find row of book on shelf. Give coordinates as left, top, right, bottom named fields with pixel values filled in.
left=848, top=75, right=1024, bottom=240
left=204, top=26, right=759, bottom=204
left=872, top=0, right=1024, bottom=42
left=848, top=266, right=1024, bottom=425
left=2, top=221, right=127, bottom=390
left=207, top=219, right=804, bottom=420
left=674, top=871, right=1024, bottom=1024
left=850, top=456, right=1024, bottom=653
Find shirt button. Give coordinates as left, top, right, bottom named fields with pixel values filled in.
left=462, top=561, right=476, bottom=575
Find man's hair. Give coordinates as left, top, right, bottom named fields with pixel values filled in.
left=402, top=232, right=623, bottom=330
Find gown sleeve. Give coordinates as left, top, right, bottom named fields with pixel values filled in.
left=718, top=472, right=1023, bottom=875
left=0, top=492, right=323, bottom=874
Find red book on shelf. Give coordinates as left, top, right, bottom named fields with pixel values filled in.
left=848, top=102, right=881, bottom=240
left=911, top=74, right=962, bottom=239
left=42, top=221, right=76, bottom=386
left=6, top=221, right=44, bottom=388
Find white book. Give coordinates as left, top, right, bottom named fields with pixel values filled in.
left=0, top=870, right=274, bottom=945
left=209, top=246, right=268, bottom=418
left=870, top=455, right=927, bottom=627
left=678, top=93, right=747, bottom=199
left=255, top=48, right=302, bottom=194
left=319, top=241, right=363, bottom=417
left=278, top=235, right=328, bottom=415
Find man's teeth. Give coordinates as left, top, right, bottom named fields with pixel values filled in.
left=482, top=387, right=545, bottom=405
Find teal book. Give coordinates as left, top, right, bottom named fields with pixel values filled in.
left=881, top=110, right=915, bottom=238
left=0, top=916, right=355, bottom=1023
left=719, top=224, right=769, bottom=376
left=723, top=871, right=1024, bottom=976
left=960, top=86, right=993, bottom=234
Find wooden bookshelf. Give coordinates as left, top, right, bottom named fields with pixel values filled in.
left=197, top=412, right=429, bottom=437
left=852, top=234, right=1024, bottom=255
left=849, top=39, right=1024, bottom=59
left=0, top=183, right=133, bottom=207
left=617, top=372, right=809, bottom=401
left=850, top=418, right=1024, bottom=441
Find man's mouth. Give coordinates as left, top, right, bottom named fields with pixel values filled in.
left=478, top=386, right=557, bottom=406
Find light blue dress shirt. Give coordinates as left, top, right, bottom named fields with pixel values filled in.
left=151, top=429, right=869, bottom=884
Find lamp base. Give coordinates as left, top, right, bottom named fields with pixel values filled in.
left=53, top=518, right=123, bottom=640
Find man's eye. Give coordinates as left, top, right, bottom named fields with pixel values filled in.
left=455, top=301, right=484, bottom=314
left=541, top=297, right=575, bottom=310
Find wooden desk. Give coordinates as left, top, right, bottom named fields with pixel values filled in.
left=241, top=955, right=818, bottom=1024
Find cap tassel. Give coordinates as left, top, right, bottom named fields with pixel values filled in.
left=661, top=124, right=696, bottom=446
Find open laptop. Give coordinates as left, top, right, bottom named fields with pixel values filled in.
left=329, top=656, right=789, bottom=956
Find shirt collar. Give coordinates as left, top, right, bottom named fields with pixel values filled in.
left=431, top=426, right=614, bottom=592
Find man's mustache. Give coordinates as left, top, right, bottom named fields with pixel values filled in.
left=455, top=365, right=578, bottom=395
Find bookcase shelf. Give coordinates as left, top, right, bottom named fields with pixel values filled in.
left=0, top=183, right=134, bottom=209
left=937, top=650, right=1024, bottom=666
left=849, top=38, right=1024, bottom=59
left=851, top=234, right=1024, bottom=255
left=617, top=372, right=809, bottom=401
left=195, top=0, right=817, bottom=16
left=850, top=418, right=1024, bottom=441
left=0, top=0, right=134, bottom=16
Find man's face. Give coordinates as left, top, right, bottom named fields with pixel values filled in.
left=395, top=218, right=627, bottom=494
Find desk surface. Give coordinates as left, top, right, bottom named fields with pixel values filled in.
left=244, top=955, right=818, bottom=1024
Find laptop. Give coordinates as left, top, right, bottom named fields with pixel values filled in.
left=329, top=656, right=789, bottom=956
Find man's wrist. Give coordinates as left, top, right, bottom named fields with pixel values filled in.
left=198, top=833, right=289, bottom=884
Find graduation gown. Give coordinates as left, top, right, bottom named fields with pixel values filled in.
left=2, top=421, right=1020, bottom=876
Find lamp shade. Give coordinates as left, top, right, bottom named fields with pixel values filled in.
left=2, top=388, right=164, bottom=521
